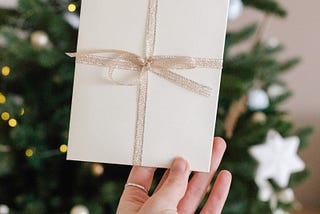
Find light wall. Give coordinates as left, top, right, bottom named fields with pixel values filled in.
left=228, top=0, right=320, bottom=209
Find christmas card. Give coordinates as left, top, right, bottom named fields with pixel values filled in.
left=67, top=0, right=229, bottom=172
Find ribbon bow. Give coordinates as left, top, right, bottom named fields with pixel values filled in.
left=67, top=0, right=223, bottom=165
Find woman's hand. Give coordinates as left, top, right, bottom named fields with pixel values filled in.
left=117, top=137, right=232, bottom=214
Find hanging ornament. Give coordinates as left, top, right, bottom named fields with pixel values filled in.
left=0, top=204, right=9, bottom=214
left=228, top=0, right=244, bottom=21
left=64, top=12, right=80, bottom=29
left=257, top=181, right=273, bottom=202
left=92, top=163, right=104, bottom=176
left=0, top=36, right=5, bottom=46
left=247, top=88, right=270, bottom=111
left=267, top=84, right=286, bottom=99
left=267, top=37, right=280, bottom=49
left=251, top=112, right=267, bottom=124
left=0, top=145, right=10, bottom=152
left=278, top=188, right=295, bottom=203
left=256, top=173, right=295, bottom=213
left=249, top=130, right=305, bottom=188
left=12, top=94, right=24, bottom=105
left=274, top=209, right=289, bottom=214
left=258, top=180, right=295, bottom=202
left=30, top=31, right=50, bottom=48
left=70, top=205, right=89, bottom=214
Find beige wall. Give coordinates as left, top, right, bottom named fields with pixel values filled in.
left=228, top=0, right=320, bottom=209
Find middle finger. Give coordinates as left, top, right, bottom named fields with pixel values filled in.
left=177, top=137, right=227, bottom=213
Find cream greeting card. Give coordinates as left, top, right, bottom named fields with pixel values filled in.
left=67, top=0, right=229, bottom=172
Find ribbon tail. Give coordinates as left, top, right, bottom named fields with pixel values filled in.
left=66, top=52, right=76, bottom=57
left=152, top=68, right=213, bottom=97
left=133, top=68, right=149, bottom=165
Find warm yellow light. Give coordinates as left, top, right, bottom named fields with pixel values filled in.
left=8, top=118, right=17, bottom=127
left=92, top=163, right=104, bottom=176
left=68, top=3, right=76, bottom=12
left=20, top=108, right=25, bottom=116
left=0, top=93, right=5, bottom=104
left=25, top=149, right=34, bottom=157
left=1, top=66, right=10, bottom=76
left=1, top=112, right=10, bottom=121
left=59, top=144, right=68, bottom=153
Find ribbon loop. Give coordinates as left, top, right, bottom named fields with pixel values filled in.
left=67, top=50, right=217, bottom=96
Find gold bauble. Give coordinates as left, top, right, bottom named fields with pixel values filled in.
left=92, top=163, right=104, bottom=176
left=30, top=31, right=50, bottom=48
left=251, top=112, right=267, bottom=123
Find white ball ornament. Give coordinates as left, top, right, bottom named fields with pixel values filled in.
left=258, top=185, right=273, bottom=202
left=228, top=0, right=244, bottom=21
left=267, top=37, right=280, bottom=49
left=70, top=205, right=89, bottom=214
left=274, top=209, right=289, bottom=214
left=0, top=204, right=9, bottom=214
left=267, top=84, right=286, bottom=98
left=247, top=89, right=270, bottom=111
left=30, top=31, right=50, bottom=48
left=278, top=188, right=295, bottom=203
left=12, top=94, right=24, bottom=105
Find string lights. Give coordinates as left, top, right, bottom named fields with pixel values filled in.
left=0, top=93, right=6, bottom=104
left=68, top=3, right=76, bottom=12
left=1, top=66, right=10, bottom=76
left=1, top=112, right=10, bottom=121
left=59, top=144, right=68, bottom=153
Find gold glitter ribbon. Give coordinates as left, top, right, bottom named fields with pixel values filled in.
left=67, top=0, right=223, bottom=165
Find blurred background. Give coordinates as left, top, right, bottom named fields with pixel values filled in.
left=0, top=0, right=319, bottom=213
left=228, top=0, right=320, bottom=212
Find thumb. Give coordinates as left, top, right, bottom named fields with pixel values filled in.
left=152, top=158, right=190, bottom=207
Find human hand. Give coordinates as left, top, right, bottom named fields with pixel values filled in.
left=117, top=137, right=232, bottom=214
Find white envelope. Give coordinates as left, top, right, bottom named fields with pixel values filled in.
left=67, top=0, right=229, bottom=172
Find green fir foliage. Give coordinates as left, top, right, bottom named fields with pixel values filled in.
left=242, top=0, right=287, bottom=17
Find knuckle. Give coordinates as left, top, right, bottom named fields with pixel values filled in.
left=124, top=188, right=148, bottom=205
left=166, top=176, right=184, bottom=188
left=188, top=184, right=204, bottom=197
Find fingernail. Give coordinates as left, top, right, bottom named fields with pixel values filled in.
left=171, top=158, right=188, bottom=174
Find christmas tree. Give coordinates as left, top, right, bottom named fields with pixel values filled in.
left=0, top=0, right=312, bottom=213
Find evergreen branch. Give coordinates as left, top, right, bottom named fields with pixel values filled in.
left=277, top=58, right=300, bottom=73
left=242, top=0, right=287, bottom=17
left=288, top=170, right=309, bottom=187
left=225, top=23, right=257, bottom=49
left=296, top=127, right=314, bottom=150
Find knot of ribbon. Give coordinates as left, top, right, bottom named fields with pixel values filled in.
left=67, top=0, right=223, bottom=165
left=67, top=49, right=220, bottom=96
